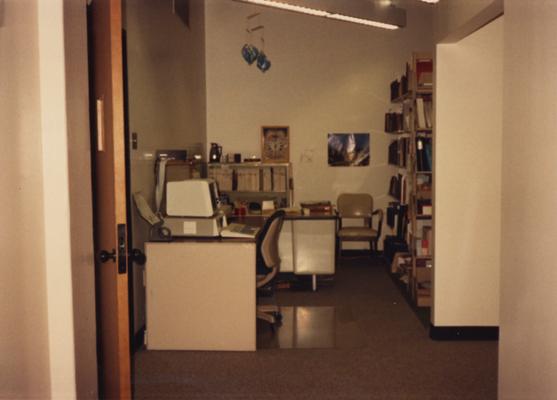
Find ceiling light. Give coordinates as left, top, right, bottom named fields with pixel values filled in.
left=239, top=0, right=327, bottom=17
left=419, top=0, right=439, bottom=3
left=233, top=0, right=406, bottom=29
left=327, top=13, right=398, bottom=30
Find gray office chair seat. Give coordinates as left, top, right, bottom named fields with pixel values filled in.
left=337, top=226, right=379, bottom=239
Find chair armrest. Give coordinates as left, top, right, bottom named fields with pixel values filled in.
left=372, top=209, right=384, bottom=240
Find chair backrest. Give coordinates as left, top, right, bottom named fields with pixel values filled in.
left=337, top=193, right=373, bottom=218
left=257, top=209, right=286, bottom=271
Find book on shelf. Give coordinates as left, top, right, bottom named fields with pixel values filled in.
left=416, top=138, right=432, bottom=172
left=390, top=80, right=400, bottom=101
left=424, top=100, right=433, bottom=129
left=385, top=111, right=404, bottom=133
left=424, top=139, right=432, bottom=171
left=262, top=168, right=272, bottom=192
left=400, top=74, right=408, bottom=95
left=272, top=167, right=287, bottom=192
left=415, top=57, right=433, bottom=89
left=419, top=227, right=431, bottom=255
left=416, top=98, right=427, bottom=129
left=209, top=166, right=233, bottom=192
left=417, top=199, right=432, bottom=215
left=416, top=138, right=424, bottom=171
left=388, top=140, right=399, bottom=165
left=405, top=62, right=412, bottom=92
left=403, top=102, right=412, bottom=132
left=236, top=167, right=260, bottom=192
left=399, top=138, right=408, bottom=167
left=388, top=175, right=400, bottom=200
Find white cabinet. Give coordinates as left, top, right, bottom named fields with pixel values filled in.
left=279, top=220, right=294, bottom=273
left=292, top=219, right=336, bottom=275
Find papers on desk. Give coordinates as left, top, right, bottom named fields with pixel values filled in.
left=220, top=223, right=259, bottom=238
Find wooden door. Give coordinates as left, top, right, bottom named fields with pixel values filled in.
left=89, top=0, right=131, bottom=398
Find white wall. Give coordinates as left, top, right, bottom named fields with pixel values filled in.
left=499, top=1, right=557, bottom=398
left=0, top=0, right=95, bottom=398
left=125, top=0, right=207, bottom=333
left=38, top=0, right=78, bottom=397
left=434, top=16, right=502, bottom=326
left=0, top=1, right=51, bottom=397
left=204, top=0, right=434, bottom=234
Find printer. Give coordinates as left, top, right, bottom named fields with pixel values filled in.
left=163, top=179, right=226, bottom=237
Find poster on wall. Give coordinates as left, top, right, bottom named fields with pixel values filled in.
left=327, top=133, right=370, bottom=166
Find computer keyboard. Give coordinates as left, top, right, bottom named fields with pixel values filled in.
left=220, top=223, right=260, bottom=238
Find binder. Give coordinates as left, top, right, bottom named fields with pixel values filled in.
left=416, top=98, right=427, bottom=129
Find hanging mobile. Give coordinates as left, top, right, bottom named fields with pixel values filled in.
left=255, top=26, right=271, bottom=73
left=241, top=13, right=260, bottom=65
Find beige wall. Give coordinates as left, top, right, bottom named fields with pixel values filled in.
left=0, top=0, right=51, bottom=397
left=433, top=16, right=503, bottom=327
left=125, top=0, right=207, bottom=333
left=63, top=1, right=99, bottom=398
left=204, top=0, right=434, bottom=237
left=499, top=1, right=557, bottom=398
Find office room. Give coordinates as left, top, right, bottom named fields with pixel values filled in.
left=2, top=0, right=557, bottom=399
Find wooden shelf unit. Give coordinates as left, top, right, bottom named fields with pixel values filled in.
left=207, top=162, right=293, bottom=209
left=387, top=52, right=434, bottom=308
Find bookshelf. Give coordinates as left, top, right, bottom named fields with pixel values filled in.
left=386, top=52, right=433, bottom=308
left=207, top=162, right=293, bottom=211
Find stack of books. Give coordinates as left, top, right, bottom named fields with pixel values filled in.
left=300, top=201, right=332, bottom=213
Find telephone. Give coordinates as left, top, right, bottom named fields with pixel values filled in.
left=132, top=192, right=171, bottom=241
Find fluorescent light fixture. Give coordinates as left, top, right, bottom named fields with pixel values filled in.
left=327, top=13, right=398, bottom=30
left=233, top=0, right=406, bottom=29
left=419, top=0, right=439, bottom=3
left=242, top=0, right=327, bottom=17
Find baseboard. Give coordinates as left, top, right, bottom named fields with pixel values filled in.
left=429, top=325, right=499, bottom=341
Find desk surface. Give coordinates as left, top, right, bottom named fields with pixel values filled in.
left=231, top=210, right=338, bottom=222
left=150, top=236, right=256, bottom=244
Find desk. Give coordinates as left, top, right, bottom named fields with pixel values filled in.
left=233, top=212, right=338, bottom=291
left=145, top=238, right=256, bottom=351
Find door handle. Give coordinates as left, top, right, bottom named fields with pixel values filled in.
left=98, top=249, right=116, bottom=263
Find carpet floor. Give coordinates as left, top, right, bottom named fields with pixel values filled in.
left=133, top=256, right=497, bottom=400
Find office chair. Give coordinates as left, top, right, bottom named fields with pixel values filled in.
left=256, top=209, right=286, bottom=326
left=336, top=193, right=384, bottom=260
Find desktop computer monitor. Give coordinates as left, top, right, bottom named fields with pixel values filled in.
left=166, top=179, right=220, bottom=217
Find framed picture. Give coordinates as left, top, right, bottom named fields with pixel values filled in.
left=261, top=126, right=289, bottom=163
left=327, top=133, right=370, bottom=166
